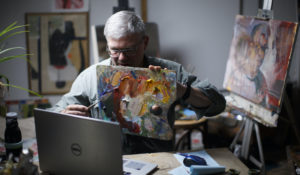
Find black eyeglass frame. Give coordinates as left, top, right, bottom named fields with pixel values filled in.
left=106, top=37, right=145, bottom=58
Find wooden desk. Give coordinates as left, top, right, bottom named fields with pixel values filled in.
left=124, top=148, right=249, bottom=175
left=1, top=117, right=248, bottom=174
left=32, top=148, right=248, bottom=175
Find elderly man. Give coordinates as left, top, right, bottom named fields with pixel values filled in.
left=51, top=10, right=226, bottom=154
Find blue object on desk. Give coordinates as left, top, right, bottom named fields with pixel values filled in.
left=190, top=165, right=225, bottom=175
left=177, top=151, right=226, bottom=175
left=179, top=153, right=207, bottom=167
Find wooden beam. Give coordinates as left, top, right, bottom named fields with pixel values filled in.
left=141, top=0, right=147, bottom=22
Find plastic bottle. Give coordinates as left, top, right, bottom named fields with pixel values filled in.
left=4, top=112, right=23, bottom=162
left=191, top=130, right=204, bottom=150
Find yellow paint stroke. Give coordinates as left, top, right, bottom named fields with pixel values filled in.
left=146, top=79, right=153, bottom=83
left=111, top=72, right=122, bottom=86
left=161, top=87, right=171, bottom=103
left=146, top=79, right=154, bottom=91
left=154, top=85, right=170, bottom=103
left=139, top=103, right=147, bottom=116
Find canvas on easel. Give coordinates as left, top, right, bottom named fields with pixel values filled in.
left=96, top=65, right=177, bottom=140
left=223, top=13, right=298, bottom=172
left=223, top=14, right=298, bottom=127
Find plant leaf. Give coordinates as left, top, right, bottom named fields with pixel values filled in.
left=0, top=54, right=31, bottom=64
left=0, top=30, right=28, bottom=44
left=2, top=83, right=42, bottom=98
left=2, top=24, right=29, bottom=35
left=0, top=46, right=25, bottom=55
left=0, top=21, right=17, bottom=37
left=0, top=22, right=28, bottom=37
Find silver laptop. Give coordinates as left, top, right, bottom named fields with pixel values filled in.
left=34, top=108, right=123, bottom=175
left=34, top=108, right=157, bottom=175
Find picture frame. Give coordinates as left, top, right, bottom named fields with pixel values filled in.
left=51, top=0, right=90, bottom=12
left=25, top=12, right=89, bottom=95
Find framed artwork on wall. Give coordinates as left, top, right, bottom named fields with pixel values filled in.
left=51, top=0, right=90, bottom=12
left=25, top=12, right=89, bottom=95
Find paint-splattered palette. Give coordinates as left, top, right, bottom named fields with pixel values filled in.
left=96, top=65, right=177, bottom=140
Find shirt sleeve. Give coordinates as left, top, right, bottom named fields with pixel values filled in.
left=48, top=65, right=98, bottom=113
left=177, top=65, right=226, bottom=118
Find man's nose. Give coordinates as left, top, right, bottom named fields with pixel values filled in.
left=118, top=52, right=128, bottom=60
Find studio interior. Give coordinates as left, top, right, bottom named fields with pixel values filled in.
left=0, top=0, right=300, bottom=175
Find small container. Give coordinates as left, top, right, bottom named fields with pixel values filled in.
left=4, top=112, right=23, bottom=162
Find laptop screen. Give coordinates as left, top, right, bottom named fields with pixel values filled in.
left=34, top=108, right=123, bottom=175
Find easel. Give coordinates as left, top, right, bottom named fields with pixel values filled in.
left=229, top=90, right=300, bottom=175
left=228, top=1, right=274, bottom=174
left=228, top=0, right=300, bottom=173
left=229, top=113, right=265, bottom=172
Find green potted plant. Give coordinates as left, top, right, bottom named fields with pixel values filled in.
left=0, top=22, right=42, bottom=117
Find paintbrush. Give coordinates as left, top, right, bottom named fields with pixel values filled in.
left=87, top=88, right=116, bottom=110
left=87, top=100, right=101, bottom=110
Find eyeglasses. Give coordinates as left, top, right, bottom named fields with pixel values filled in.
left=106, top=38, right=144, bottom=58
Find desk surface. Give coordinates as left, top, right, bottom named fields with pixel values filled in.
left=0, top=117, right=249, bottom=174
left=124, top=148, right=249, bottom=175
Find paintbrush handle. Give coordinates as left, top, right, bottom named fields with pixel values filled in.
left=88, top=87, right=117, bottom=110
left=88, top=100, right=100, bottom=110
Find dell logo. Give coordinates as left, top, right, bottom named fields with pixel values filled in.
left=71, top=143, right=81, bottom=156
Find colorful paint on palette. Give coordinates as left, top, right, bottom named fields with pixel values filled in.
left=96, top=65, right=177, bottom=140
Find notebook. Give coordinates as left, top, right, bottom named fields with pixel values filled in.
left=33, top=108, right=157, bottom=175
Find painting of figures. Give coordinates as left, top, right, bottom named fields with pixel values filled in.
left=224, top=15, right=298, bottom=114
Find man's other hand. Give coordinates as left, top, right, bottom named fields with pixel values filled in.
left=149, top=65, right=167, bottom=72
left=61, top=104, right=90, bottom=117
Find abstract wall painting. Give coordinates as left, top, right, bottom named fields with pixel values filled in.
left=96, top=65, right=177, bottom=140
left=223, top=15, right=298, bottom=126
left=52, top=0, right=89, bottom=12
left=26, top=13, right=89, bottom=95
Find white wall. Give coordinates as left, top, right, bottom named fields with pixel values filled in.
left=0, top=0, right=298, bottom=107
left=147, top=0, right=239, bottom=88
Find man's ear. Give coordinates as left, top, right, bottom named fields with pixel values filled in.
left=143, top=35, right=149, bottom=50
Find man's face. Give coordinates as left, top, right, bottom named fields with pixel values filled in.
left=244, top=42, right=265, bottom=79
left=236, top=39, right=265, bottom=80
left=106, top=34, right=148, bottom=67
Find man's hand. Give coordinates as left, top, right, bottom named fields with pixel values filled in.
left=61, top=104, right=90, bottom=117
left=149, top=65, right=185, bottom=99
left=149, top=65, right=166, bottom=72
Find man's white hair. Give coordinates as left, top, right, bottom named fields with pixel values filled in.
left=104, top=10, right=145, bottom=39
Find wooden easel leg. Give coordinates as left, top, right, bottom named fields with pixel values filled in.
left=249, top=122, right=265, bottom=174
left=241, top=118, right=253, bottom=159
left=230, top=117, right=266, bottom=174
left=230, top=118, right=246, bottom=152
